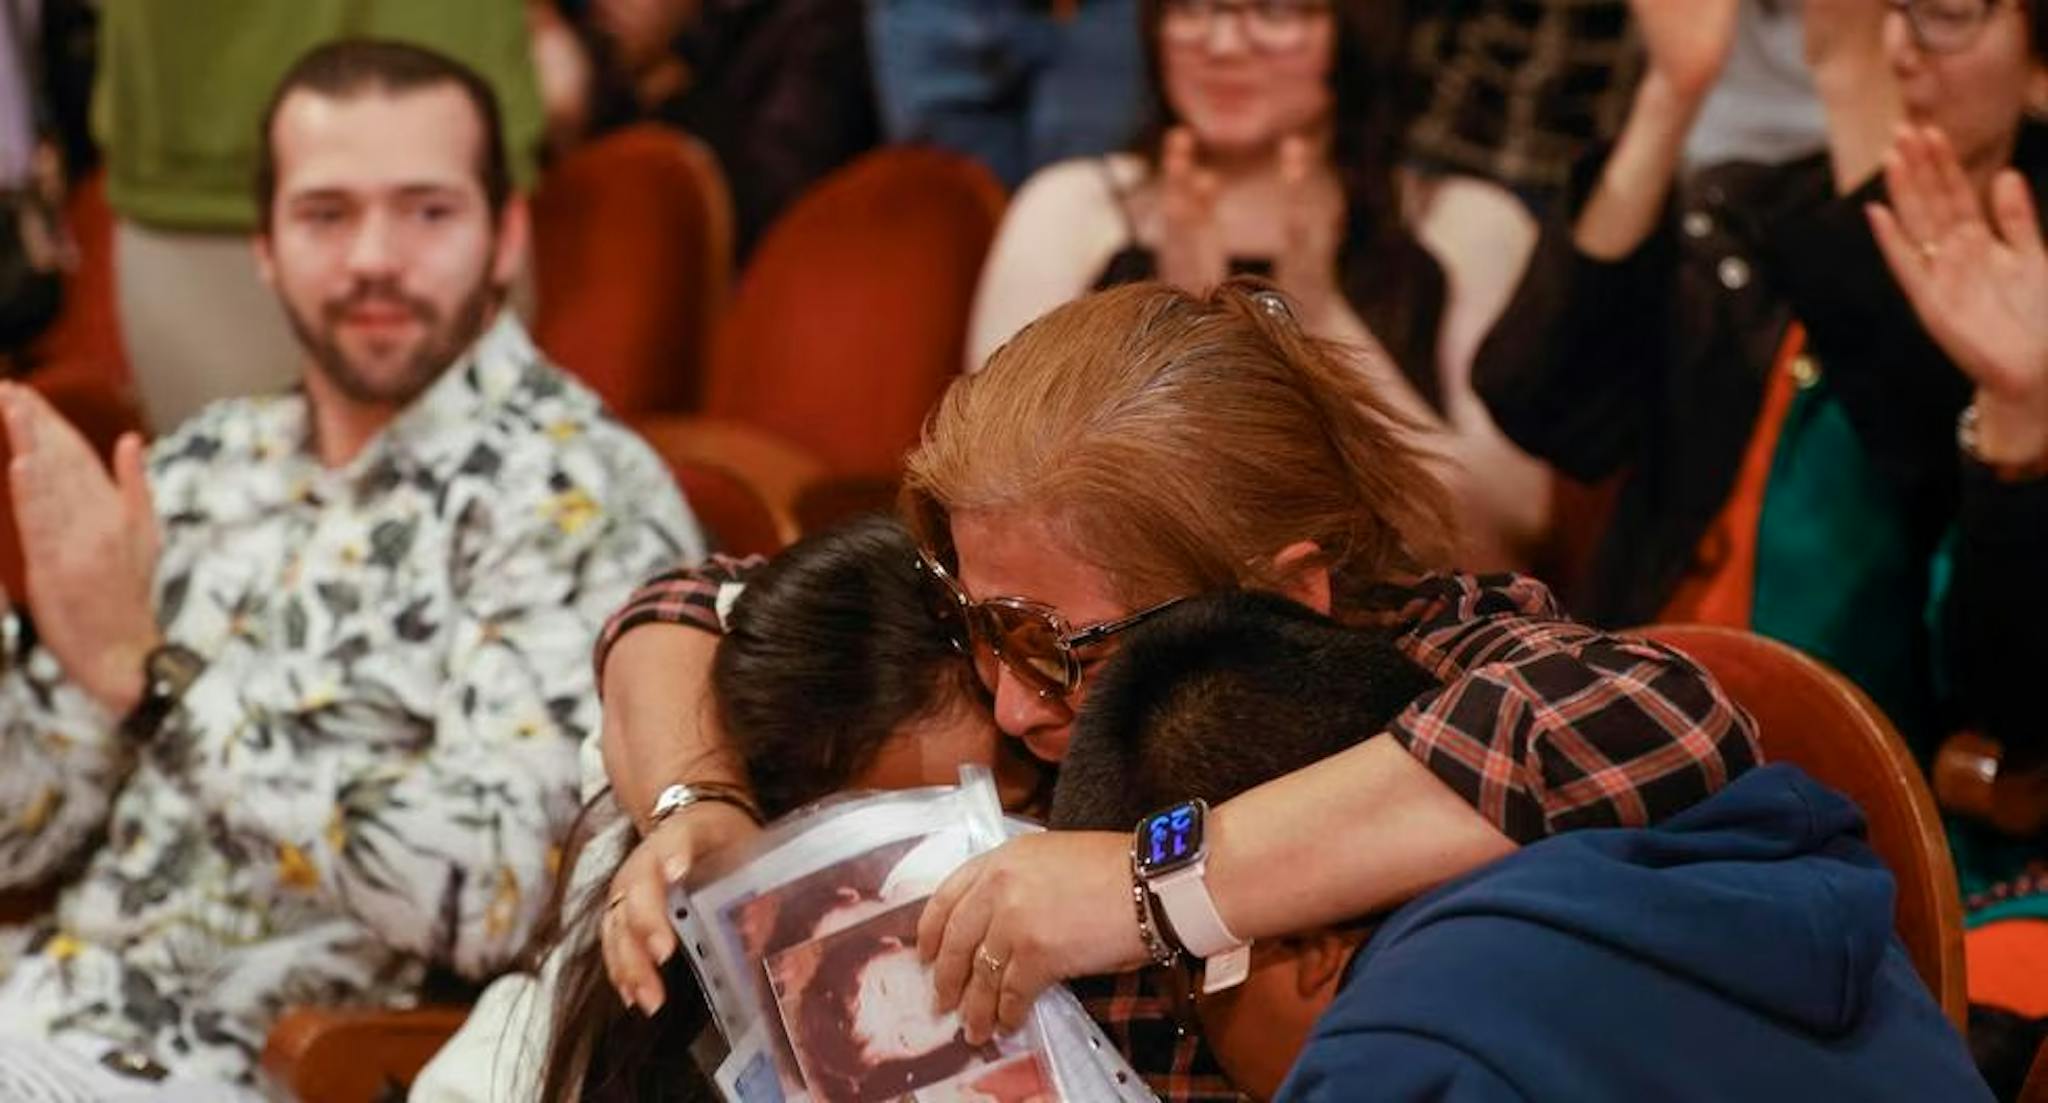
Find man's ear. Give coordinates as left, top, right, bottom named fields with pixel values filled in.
left=492, top=193, right=532, bottom=289
left=1286, top=929, right=1363, bottom=1002
left=1270, top=540, right=1332, bottom=614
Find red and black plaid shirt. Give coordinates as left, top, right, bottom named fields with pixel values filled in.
left=595, top=561, right=1761, bottom=1102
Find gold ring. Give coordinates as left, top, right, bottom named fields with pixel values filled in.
left=975, top=945, right=1008, bottom=977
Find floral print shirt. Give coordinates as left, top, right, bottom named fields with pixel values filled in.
left=0, top=314, right=703, bottom=1090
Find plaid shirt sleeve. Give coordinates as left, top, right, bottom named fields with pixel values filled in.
left=590, top=554, right=767, bottom=684
left=1071, top=973, right=1246, bottom=1103
left=1384, top=573, right=1763, bottom=843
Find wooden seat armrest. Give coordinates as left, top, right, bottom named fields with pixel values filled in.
left=260, top=1004, right=470, bottom=1103
left=1934, top=731, right=2048, bottom=839
left=630, top=414, right=828, bottom=548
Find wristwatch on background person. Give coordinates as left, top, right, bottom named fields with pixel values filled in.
left=120, top=643, right=206, bottom=745
left=1958, top=401, right=2048, bottom=484
left=1132, top=798, right=1252, bottom=993
left=647, top=780, right=763, bottom=831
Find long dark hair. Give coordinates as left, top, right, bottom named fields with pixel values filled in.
left=1134, top=0, right=1446, bottom=406
left=538, top=516, right=982, bottom=1101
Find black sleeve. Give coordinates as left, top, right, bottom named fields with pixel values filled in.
left=1471, top=149, right=1682, bottom=483
left=1942, top=465, right=2048, bottom=764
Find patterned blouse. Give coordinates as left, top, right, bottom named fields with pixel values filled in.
left=593, top=560, right=1764, bottom=1102
left=0, top=315, right=703, bottom=1090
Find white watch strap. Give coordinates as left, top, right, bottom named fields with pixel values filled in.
left=1152, top=860, right=1246, bottom=960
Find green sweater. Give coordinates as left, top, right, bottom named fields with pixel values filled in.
left=96, top=0, right=543, bottom=232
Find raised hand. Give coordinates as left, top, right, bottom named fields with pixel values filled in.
left=1868, top=126, right=2048, bottom=464
left=1154, top=128, right=1228, bottom=295
left=1272, top=134, right=1344, bottom=325
left=1631, top=0, right=1743, bottom=103
left=0, top=383, right=160, bottom=712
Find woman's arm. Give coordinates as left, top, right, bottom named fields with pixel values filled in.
left=1470, top=0, right=1735, bottom=483
left=920, top=589, right=1761, bottom=1042
left=1868, top=126, right=2048, bottom=761
left=589, top=560, right=767, bottom=1013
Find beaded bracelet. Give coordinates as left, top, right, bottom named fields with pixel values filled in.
left=1129, top=848, right=1179, bottom=967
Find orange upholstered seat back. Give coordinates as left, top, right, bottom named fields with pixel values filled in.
left=1637, top=624, right=1967, bottom=1031
left=703, top=147, right=1005, bottom=480
left=532, top=125, right=733, bottom=416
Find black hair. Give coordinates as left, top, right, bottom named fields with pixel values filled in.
left=1050, top=590, right=1440, bottom=832
left=540, top=515, right=982, bottom=1102
left=1133, top=0, right=1447, bottom=405
left=713, top=514, right=982, bottom=817
left=255, top=38, right=512, bottom=230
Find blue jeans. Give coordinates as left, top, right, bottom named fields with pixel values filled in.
left=867, top=0, right=1146, bottom=189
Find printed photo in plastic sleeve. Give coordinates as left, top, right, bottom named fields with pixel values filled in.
left=766, top=897, right=1054, bottom=1103
left=682, top=780, right=995, bottom=1038
left=682, top=776, right=1006, bottom=1098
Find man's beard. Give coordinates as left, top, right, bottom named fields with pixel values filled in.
left=285, top=273, right=502, bottom=408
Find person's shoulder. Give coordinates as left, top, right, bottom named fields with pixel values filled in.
left=1007, top=155, right=1141, bottom=227
left=468, top=346, right=695, bottom=535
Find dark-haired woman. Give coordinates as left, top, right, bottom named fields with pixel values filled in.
left=964, top=0, right=1552, bottom=570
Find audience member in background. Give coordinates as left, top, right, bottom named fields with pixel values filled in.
left=94, top=0, right=546, bottom=431
left=1869, top=122, right=2048, bottom=1059
left=0, top=0, right=68, bottom=365
left=595, top=282, right=1759, bottom=1100
left=1475, top=0, right=2042, bottom=755
left=579, top=0, right=879, bottom=261
left=1053, top=591, right=1990, bottom=1103
left=966, top=0, right=1552, bottom=571
left=0, top=41, right=699, bottom=1098
left=1402, top=0, right=1640, bottom=209
left=867, top=0, right=1146, bottom=190
left=411, top=515, right=1031, bottom=1102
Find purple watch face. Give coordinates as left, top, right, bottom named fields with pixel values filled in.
left=1136, top=800, right=1206, bottom=879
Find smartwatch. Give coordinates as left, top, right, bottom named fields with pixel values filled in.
left=1133, top=799, right=1251, bottom=992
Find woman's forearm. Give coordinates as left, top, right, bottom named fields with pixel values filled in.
left=1574, top=74, right=1704, bottom=261
left=1206, top=733, right=1516, bottom=940
left=598, top=624, right=746, bottom=831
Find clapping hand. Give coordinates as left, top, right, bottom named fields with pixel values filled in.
left=1867, top=126, right=2048, bottom=466
left=0, top=384, right=160, bottom=713
left=1154, top=127, right=1228, bottom=295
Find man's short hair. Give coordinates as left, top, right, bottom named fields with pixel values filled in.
left=1050, top=591, right=1440, bottom=832
left=255, top=38, right=511, bottom=229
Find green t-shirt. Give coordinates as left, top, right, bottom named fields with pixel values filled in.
left=95, top=0, right=543, bottom=232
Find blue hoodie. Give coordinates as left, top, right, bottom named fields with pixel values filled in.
left=1278, top=765, right=1990, bottom=1102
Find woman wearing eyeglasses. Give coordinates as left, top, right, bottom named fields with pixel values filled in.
left=1474, top=0, right=2048, bottom=1040
left=594, top=279, right=1760, bottom=1100
left=963, top=0, right=1554, bottom=574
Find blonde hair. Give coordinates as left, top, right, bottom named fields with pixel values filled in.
left=903, top=280, right=1457, bottom=609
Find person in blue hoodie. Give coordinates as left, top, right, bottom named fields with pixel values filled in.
left=1052, top=590, right=1992, bottom=1102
